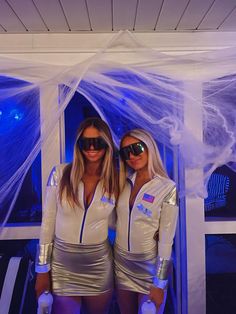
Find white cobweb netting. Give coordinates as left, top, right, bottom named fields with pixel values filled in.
left=0, top=30, right=236, bottom=227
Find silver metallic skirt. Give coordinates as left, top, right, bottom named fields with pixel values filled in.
left=51, top=237, right=113, bottom=296
left=114, top=244, right=157, bottom=294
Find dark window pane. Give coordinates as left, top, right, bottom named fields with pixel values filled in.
left=0, top=76, right=41, bottom=224
left=205, top=165, right=236, bottom=219
left=206, top=234, right=236, bottom=313
left=7, top=153, right=42, bottom=224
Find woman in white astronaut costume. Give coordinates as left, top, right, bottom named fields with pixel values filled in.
left=115, top=129, right=178, bottom=314
left=35, top=117, right=118, bottom=314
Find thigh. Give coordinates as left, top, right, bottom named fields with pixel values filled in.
left=52, top=295, right=81, bottom=314
left=156, top=289, right=167, bottom=314
left=116, top=289, right=139, bottom=314
left=82, top=290, right=113, bottom=314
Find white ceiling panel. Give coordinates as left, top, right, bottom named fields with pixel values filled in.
left=87, top=0, right=112, bottom=31
left=220, top=7, right=236, bottom=30
left=198, top=0, right=236, bottom=29
left=0, top=0, right=26, bottom=32
left=177, top=0, right=214, bottom=30
left=156, top=0, right=190, bottom=30
left=60, top=0, right=90, bottom=31
left=33, top=0, right=69, bottom=31
left=113, top=0, right=137, bottom=31
left=7, top=0, right=47, bottom=31
left=0, top=0, right=236, bottom=33
left=135, top=0, right=163, bottom=31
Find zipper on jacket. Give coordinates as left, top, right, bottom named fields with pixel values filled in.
left=128, top=204, right=132, bottom=251
left=79, top=209, right=88, bottom=243
left=127, top=178, right=133, bottom=251
left=79, top=182, right=98, bottom=243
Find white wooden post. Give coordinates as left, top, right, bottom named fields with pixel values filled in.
left=183, top=81, right=206, bottom=314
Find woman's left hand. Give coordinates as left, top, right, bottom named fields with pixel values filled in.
left=149, top=285, right=164, bottom=308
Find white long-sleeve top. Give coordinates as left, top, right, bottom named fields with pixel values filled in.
left=115, top=173, right=178, bottom=260
left=36, top=164, right=116, bottom=273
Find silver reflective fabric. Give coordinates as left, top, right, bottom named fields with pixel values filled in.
left=114, top=244, right=157, bottom=294
left=164, top=186, right=177, bottom=206
left=156, top=257, right=171, bottom=280
left=36, top=243, right=53, bottom=266
left=46, top=166, right=59, bottom=187
left=115, top=175, right=178, bottom=256
left=51, top=237, right=113, bottom=296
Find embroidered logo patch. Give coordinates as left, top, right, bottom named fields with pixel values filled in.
left=142, top=193, right=155, bottom=203
left=137, top=203, right=152, bottom=217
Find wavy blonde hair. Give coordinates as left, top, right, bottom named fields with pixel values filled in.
left=119, top=128, right=169, bottom=191
left=59, top=117, right=118, bottom=207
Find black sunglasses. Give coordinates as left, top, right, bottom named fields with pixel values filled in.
left=119, top=141, right=145, bottom=160
left=77, top=137, right=108, bottom=151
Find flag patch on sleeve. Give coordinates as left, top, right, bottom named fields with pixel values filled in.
left=142, top=193, right=155, bottom=203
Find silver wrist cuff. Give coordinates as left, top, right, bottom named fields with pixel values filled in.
left=156, top=256, right=171, bottom=280
left=36, top=243, right=53, bottom=267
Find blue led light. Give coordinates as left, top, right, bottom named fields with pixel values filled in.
left=10, top=109, right=23, bottom=121
left=0, top=104, right=24, bottom=134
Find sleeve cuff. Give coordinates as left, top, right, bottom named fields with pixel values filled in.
left=156, top=256, right=172, bottom=280
left=35, top=243, right=53, bottom=273
left=35, top=263, right=51, bottom=273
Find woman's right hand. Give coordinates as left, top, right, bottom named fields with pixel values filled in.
left=35, top=272, right=51, bottom=299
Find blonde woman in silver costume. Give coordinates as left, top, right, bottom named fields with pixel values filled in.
left=115, top=129, right=178, bottom=314
left=35, top=117, right=118, bottom=314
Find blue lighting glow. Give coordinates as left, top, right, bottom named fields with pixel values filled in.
left=0, top=102, right=25, bottom=133
left=10, top=109, right=23, bottom=121
left=0, top=75, right=31, bottom=134
left=0, top=75, right=42, bottom=225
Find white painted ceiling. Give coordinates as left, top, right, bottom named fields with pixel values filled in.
left=0, top=0, right=236, bottom=33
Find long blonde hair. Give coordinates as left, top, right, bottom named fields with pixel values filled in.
left=59, top=117, right=118, bottom=207
left=119, top=128, right=168, bottom=191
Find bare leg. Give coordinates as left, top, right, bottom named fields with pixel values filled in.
left=116, top=289, right=139, bottom=314
left=52, top=295, right=81, bottom=314
left=83, top=289, right=113, bottom=314
left=156, top=289, right=167, bottom=314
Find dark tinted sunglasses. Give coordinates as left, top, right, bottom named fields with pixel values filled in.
left=77, top=137, right=108, bottom=151
left=120, top=142, right=145, bottom=160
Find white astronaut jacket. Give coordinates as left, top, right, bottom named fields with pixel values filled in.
left=115, top=172, right=178, bottom=287
left=36, top=164, right=116, bottom=273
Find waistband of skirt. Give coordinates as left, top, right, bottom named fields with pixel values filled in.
left=114, top=243, right=157, bottom=261
left=54, top=237, right=110, bottom=253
